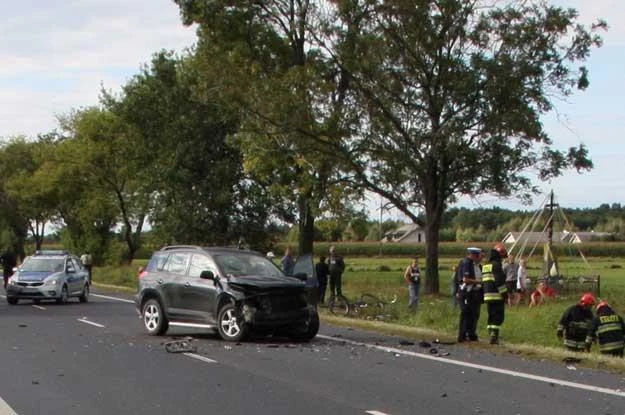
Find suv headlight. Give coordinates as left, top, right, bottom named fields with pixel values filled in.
left=44, top=279, right=58, bottom=286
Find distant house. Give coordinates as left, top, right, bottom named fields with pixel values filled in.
left=503, top=230, right=612, bottom=245
left=382, top=224, right=426, bottom=243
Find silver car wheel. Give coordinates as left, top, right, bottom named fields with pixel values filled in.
left=144, top=303, right=160, bottom=332
left=220, top=309, right=241, bottom=338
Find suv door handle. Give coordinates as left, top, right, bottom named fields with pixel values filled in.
left=157, top=279, right=164, bottom=284
left=184, top=282, right=191, bottom=287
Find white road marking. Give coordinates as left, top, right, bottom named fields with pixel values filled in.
left=32, top=305, right=46, bottom=310
left=183, top=353, right=217, bottom=364
left=317, top=334, right=625, bottom=398
left=77, top=318, right=105, bottom=328
left=0, top=294, right=5, bottom=298
left=0, top=395, right=17, bottom=414
left=91, top=294, right=134, bottom=304
left=366, top=411, right=391, bottom=415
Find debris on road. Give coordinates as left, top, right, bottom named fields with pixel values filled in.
left=164, top=338, right=197, bottom=353
left=399, top=340, right=415, bottom=346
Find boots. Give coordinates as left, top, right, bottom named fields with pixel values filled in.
left=489, top=329, right=499, bottom=345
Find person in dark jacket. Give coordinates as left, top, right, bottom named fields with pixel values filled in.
left=482, top=242, right=508, bottom=345
left=585, top=301, right=625, bottom=357
left=558, top=293, right=595, bottom=352
left=315, top=256, right=330, bottom=304
left=457, top=247, right=483, bottom=342
left=328, top=245, right=345, bottom=298
left=0, top=249, right=17, bottom=290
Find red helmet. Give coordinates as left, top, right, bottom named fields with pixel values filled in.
left=579, top=293, right=596, bottom=307
left=596, top=301, right=610, bottom=311
left=494, top=242, right=508, bottom=258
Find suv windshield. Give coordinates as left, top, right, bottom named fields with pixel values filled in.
left=21, top=258, right=65, bottom=273
left=213, top=253, right=283, bottom=278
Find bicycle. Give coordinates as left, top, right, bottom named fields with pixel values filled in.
left=327, top=293, right=397, bottom=319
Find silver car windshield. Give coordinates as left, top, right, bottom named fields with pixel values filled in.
left=213, top=253, right=283, bottom=278
left=21, top=258, right=65, bottom=273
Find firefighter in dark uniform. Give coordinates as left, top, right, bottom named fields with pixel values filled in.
left=557, top=293, right=595, bottom=352
left=482, top=242, right=508, bottom=345
left=457, top=247, right=483, bottom=343
left=585, top=301, right=625, bottom=357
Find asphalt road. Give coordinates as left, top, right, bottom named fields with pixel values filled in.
left=0, top=289, right=623, bottom=415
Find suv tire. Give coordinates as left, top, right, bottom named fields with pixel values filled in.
left=289, top=310, right=320, bottom=342
left=142, top=298, right=169, bottom=336
left=217, top=303, right=247, bottom=342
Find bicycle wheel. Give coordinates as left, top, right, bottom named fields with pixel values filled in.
left=359, top=293, right=385, bottom=311
left=328, top=295, right=350, bottom=316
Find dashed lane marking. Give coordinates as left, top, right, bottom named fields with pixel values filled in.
left=91, top=294, right=134, bottom=304
left=32, top=305, right=46, bottom=310
left=183, top=353, right=217, bottom=364
left=366, top=411, right=391, bottom=415
left=317, top=334, right=625, bottom=399
left=77, top=318, right=105, bottom=328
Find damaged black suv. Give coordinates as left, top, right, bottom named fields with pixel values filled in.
left=135, top=245, right=319, bottom=342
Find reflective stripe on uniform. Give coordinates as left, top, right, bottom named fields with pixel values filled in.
left=564, top=339, right=586, bottom=349
left=599, top=341, right=625, bottom=352
left=484, top=293, right=502, bottom=301
left=487, top=324, right=500, bottom=330
left=597, top=323, right=623, bottom=335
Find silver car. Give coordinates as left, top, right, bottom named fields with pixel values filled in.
left=6, top=250, right=90, bottom=305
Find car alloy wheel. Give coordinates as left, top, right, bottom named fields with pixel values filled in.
left=217, top=303, right=246, bottom=342
left=142, top=298, right=168, bottom=336
left=79, top=284, right=89, bottom=303
left=57, top=285, right=69, bottom=304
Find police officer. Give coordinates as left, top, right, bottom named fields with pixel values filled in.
left=585, top=301, right=625, bottom=357
left=457, top=247, right=483, bottom=343
left=558, top=293, right=595, bottom=352
left=482, top=242, right=508, bottom=345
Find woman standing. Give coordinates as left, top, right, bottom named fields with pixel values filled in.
left=404, top=257, right=421, bottom=310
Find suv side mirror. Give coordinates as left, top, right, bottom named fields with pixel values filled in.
left=200, top=270, right=215, bottom=280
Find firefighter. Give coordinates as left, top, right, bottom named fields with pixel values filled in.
left=457, top=247, right=483, bottom=342
left=482, top=242, right=508, bottom=345
left=585, top=301, right=625, bottom=357
left=557, top=293, right=595, bottom=352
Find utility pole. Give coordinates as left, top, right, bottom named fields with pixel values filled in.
left=545, top=190, right=559, bottom=278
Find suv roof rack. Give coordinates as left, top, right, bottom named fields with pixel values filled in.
left=160, top=245, right=204, bottom=251
left=34, top=250, right=69, bottom=256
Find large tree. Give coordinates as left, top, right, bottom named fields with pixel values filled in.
left=329, top=0, right=604, bottom=292
left=175, top=0, right=360, bottom=254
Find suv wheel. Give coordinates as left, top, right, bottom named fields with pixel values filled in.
left=56, top=285, right=69, bottom=304
left=79, top=284, right=89, bottom=303
left=217, top=303, right=247, bottom=342
left=290, top=310, right=320, bottom=342
left=142, top=298, right=169, bottom=335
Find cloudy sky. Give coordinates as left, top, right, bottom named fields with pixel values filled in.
left=1, top=0, right=623, bottom=212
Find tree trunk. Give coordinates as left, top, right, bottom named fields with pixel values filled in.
left=298, top=197, right=315, bottom=255
left=423, top=195, right=444, bottom=294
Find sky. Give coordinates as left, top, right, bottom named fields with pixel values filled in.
left=1, top=0, right=623, bottom=216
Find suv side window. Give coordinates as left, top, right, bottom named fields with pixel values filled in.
left=66, top=259, right=76, bottom=273
left=147, top=253, right=169, bottom=272
left=164, top=253, right=191, bottom=275
left=188, top=254, right=218, bottom=278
